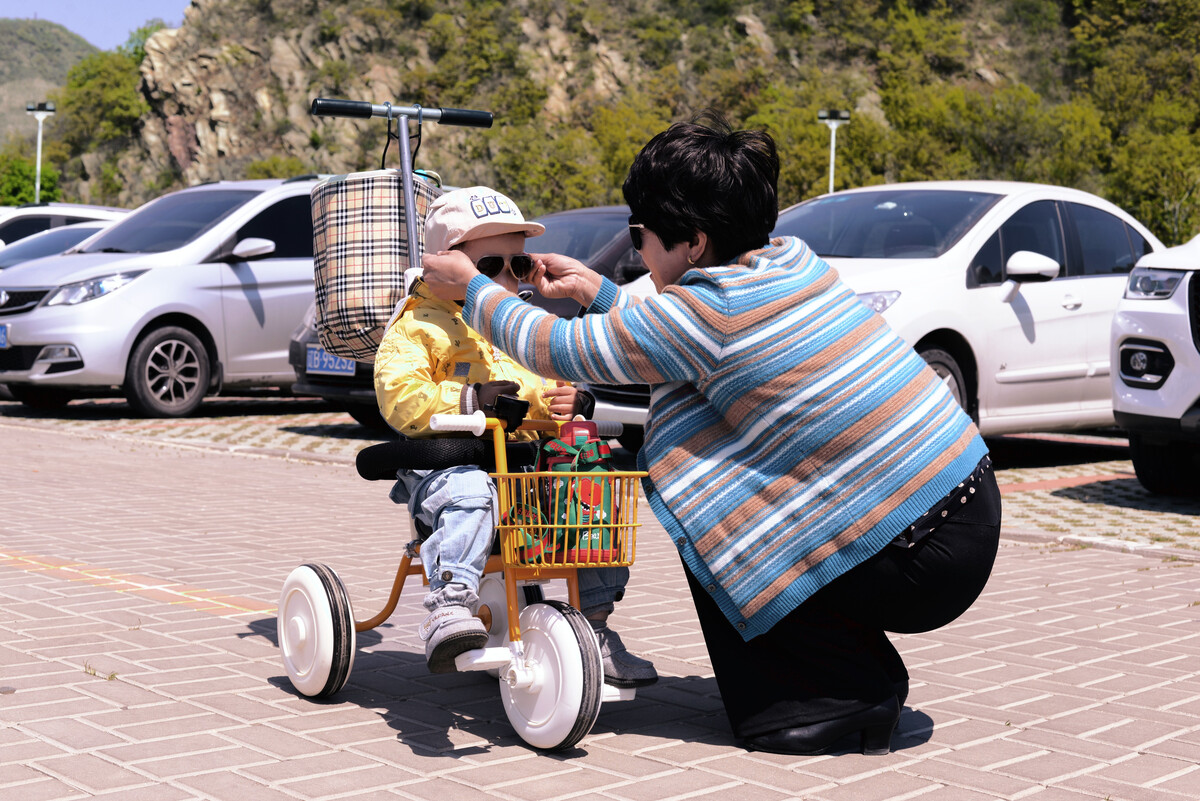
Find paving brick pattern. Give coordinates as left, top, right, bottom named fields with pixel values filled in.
left=5, top=398, right=1198, bottom=553
left=2, top=401, right=1199, bottom=799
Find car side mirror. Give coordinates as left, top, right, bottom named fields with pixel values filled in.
left=230, top=237, right=276, bottom=260
left=1006, top=250, right=1060, bottom=279
left=1000, top=250, right=1060, bottom=303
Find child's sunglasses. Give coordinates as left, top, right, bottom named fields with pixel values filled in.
left=476, top=253, right=535, bottom=280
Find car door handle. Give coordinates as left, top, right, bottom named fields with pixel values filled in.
left=1061, top=294, right=1081, bottom=310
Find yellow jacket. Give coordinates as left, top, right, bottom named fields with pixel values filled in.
left=374, top=280, right=553, bottom=439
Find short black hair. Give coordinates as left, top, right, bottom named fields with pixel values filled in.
left=622, top=110, right=779, bottom=263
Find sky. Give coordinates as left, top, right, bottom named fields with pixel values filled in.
left=1, top=0, right=194, bottom=52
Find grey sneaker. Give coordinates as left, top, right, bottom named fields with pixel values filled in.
left=592, top=623, right=658, bottom=688
left=419, top=605, right=488, bottom=674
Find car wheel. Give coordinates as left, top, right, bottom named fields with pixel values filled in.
left=8, top=385, right=74, bottom=410
left=124, top=326, right=210, bottom=418
left=1128, top=434, right=1199, bottom=497
left=919, top=347, right=970, bottom=417
left=344, top=402, right=394, bottom=433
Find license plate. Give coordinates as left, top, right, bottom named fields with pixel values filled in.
left=306, top=344, right=356, bottom=376
left=0, top=324, right=7, bottom=350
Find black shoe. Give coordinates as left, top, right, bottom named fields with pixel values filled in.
left=742, top=696, right=901, bottom=756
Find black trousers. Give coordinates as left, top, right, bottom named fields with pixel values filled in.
left=685, top=468, right=1002, bottom=739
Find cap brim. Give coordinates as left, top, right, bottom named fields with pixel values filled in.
left=452, top=220, right=545, bottom=247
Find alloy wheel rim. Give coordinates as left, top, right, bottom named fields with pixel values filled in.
left=145, top=339, right=201, bottom=406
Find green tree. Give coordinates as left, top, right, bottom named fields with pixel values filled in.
left=1108, top=124, right=1200, bottom=246
left=245, top=155, right=309, bottom=179
left=0, top=151, right=62, bottom=204
left=49, top=51, right=149, bottom=155
left=119, top=19, right=167, bottom=64
left=591, top=98, right=674, bottom=197
left=488, top=124, right=606, bottom=216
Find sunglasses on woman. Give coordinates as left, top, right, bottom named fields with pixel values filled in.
left=476, top=253, right=535, bottom=280
left=628, top=223, right=647, bottom=251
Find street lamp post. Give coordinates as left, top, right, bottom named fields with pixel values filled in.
left=817, top=109, right=850, bottom=195
left=25, top=101, right=56, bottom=204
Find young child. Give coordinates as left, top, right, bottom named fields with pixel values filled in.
left=374, top=186, right=656, bottom=686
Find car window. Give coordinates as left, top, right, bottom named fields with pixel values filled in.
left=0, top=225, right=104, bottom=268
left=1065, top=202, right=1137, bottom=276
left=999, top=200, right=1064, bottom=276
left=0, top=216, right=52, bottom=244
left=236, top=196, right=314, bottom=258
left=535, top=211, right=628, bottom=262
left=969, top=231, right=1004, bottom=286
left=771, top=189, right=1002, bottom=258
left=1126, top=224, right=1153, bottom=263
left=81, top=190, right=259, bottom=254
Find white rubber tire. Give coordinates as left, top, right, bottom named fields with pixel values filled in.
left=500, top=601, right=603, bottom=751
left=478, top=575, right=543, bottom=677
left=278, top=563, right=356, bottom=697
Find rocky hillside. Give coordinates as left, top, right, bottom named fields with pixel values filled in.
left=71, top=0, right=1053, bottom=208
left=0, top=19, right=95, bottom=142
left=37, top=0, right=1200, bottom=242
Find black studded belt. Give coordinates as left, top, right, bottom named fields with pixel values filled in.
left=891, top=455, right=993, bottom=548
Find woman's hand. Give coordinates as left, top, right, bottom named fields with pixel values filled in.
left=543, top=380, right=579, bottom=420
left=529, top=252, right=603, bottom=308
left=421, top=250, right=479, bottom=301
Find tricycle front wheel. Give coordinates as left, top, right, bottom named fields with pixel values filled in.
left=500, top=600, right=603, bottom=751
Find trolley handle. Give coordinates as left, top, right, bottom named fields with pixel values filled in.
left=310, top=97, right=494, bottom=128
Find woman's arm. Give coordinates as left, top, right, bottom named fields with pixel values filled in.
left=463, top=273, right=724, bottom=387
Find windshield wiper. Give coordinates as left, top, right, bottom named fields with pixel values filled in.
left=94, top=247, right=129, bottom=253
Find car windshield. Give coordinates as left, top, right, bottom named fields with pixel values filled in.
left=534, top=210, right=628, bottom=262
left=79, top=190, right=260, bottom=254
left=772, top=189, right=1002, bottom=259
left=0, top=225, right=106, bottom=268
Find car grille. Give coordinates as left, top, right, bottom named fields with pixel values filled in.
left=0, top=289, right=48, bottom=316
left=0, top=345, right=41, bottom=371
left=1190, top=272, right=1200, bottom=355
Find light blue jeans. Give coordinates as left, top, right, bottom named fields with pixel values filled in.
left=391, top=465, right=628, bottom=615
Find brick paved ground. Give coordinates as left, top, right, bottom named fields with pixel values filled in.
left=2, top=400, right=1199, bottom=799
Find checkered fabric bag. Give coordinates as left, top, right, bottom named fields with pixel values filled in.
left=310, top=169, right=442, bottom=362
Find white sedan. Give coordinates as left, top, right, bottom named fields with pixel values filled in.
left=589, top=180, right=1165, bottom=439
left=771, top=180, right=1164, bottom=436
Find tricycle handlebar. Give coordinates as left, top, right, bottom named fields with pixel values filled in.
left=428, top=413, right=625, bottom=439
left=310, top=97, right=493, bottom=128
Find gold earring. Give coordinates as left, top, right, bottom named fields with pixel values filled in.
left=687, top=255, right=695, bottom=265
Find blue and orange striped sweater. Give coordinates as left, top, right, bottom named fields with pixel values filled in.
left=465, top=236, right=988, bottom=640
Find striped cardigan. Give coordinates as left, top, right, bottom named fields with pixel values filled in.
left=465, top=236, right=988, bottom=640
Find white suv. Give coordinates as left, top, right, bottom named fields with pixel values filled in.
left=1111, top=235, right=1200, bottom=496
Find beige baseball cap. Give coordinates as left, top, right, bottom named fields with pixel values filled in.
left=424, top=186, right=545, bottom=253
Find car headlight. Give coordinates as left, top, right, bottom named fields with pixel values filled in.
left=1125, top=267, right=1184, bottom=299
left=857, top=291, right=901, bottom=314
left=45, top=271, right=148, bottom=306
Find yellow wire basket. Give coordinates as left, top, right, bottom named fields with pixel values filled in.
left=494, top=469, right=647, bottom=569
